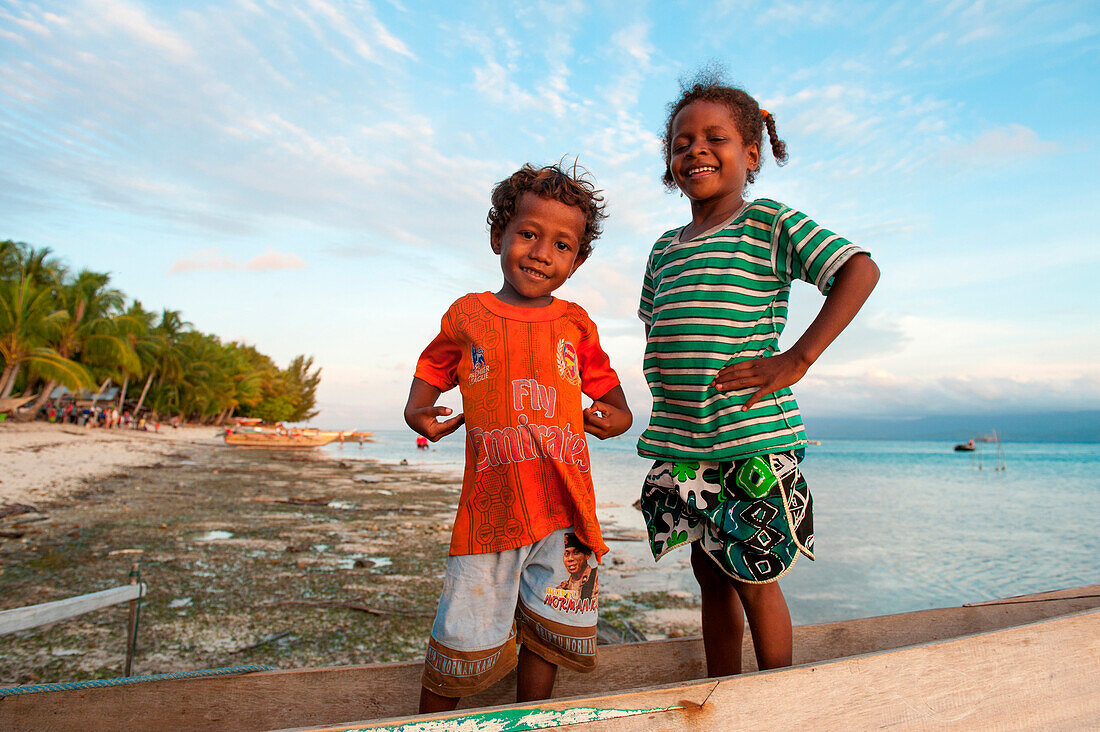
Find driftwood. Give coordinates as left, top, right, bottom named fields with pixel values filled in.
left=264, top=599, right=433, bottom=618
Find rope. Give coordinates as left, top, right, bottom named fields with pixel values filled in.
left=0, top=665, right=273, bottom=697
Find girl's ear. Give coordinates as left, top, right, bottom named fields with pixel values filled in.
left=746, top=141, right=761, bottom=171
left=490, top=229, right=502, bottom=254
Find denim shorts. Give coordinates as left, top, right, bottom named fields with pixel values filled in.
left=421, top=527, right=599, bottom=697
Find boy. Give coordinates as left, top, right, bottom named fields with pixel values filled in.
left=405, top=163, right=631, bottom=712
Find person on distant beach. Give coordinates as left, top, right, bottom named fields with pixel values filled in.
left=405, top=162, right=631, bottom=712
left=637, top=72, right=879, bottom=676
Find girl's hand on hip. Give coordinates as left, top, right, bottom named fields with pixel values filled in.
left=712, top=351, right=810, bottom=411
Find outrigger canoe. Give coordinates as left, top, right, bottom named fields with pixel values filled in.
left=223, top=430, right=373, bottom=449
left=1, top=585, right=1096, bottom=730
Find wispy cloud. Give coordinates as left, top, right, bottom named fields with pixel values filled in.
left=947, top=124, right=1061, bottom=164
left=168, top=247, right=307, bottom=274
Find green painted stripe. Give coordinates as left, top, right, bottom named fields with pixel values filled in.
left=326, top=703, right=685, bottom=731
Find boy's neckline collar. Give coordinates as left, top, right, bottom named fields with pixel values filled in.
left=476, top=292, right=568, bottom=321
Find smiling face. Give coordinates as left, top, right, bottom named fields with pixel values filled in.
left=669, top=100, right=760, bottom=208
left=491, top=193, right=587, bottom=307
left=563, top=545, right=588, bottom=577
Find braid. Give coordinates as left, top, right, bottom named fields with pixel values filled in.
left=763, top=112, right=788, bottom=166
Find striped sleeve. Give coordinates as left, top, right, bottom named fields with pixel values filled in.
left=770, top=207, right=869, bottom=295
left=638, top=247, right=656, bottom=325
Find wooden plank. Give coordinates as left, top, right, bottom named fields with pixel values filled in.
left=300, top=609, right=1099, bottom=731
left=1, top=586, right=1096, bottom=732
left=0, top=584, right=146, bottom=635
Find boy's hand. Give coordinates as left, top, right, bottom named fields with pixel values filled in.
left=406, top=405, right=465, bottom=442
left=583, top=386, right=632, bottom=440
left=712, top=351, right=810, bottom=411
left=404, top=377, right=463, bottom=442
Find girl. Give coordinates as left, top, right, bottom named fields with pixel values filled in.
left=638, top=75, right=879, bottom=675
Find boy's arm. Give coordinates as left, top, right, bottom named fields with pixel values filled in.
left=583, top=385, right=632, bottom=440
left=404, top=377, right=465, bottom=442
left=713, top=253, right=880, bottom=410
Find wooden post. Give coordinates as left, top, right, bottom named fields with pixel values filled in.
left=124, top=564, right=142, bottom=677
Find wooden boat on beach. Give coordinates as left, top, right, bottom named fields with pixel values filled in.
left=2, top=584, right=1096, bottom=731
left=223, top=429, right=373, bottom=449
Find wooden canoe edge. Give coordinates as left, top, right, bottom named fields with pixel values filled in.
left=2, top=585, right=1097, bottom=732
left=284, top=608, right=1100, bottom=731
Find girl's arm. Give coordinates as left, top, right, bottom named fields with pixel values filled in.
left=583, top=385, right=632, bottom=439
left=404, top=377, right=465, bottom=441
left=713, top=253, right=880, bottom=410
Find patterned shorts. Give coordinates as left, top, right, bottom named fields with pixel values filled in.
left=421, top=527, right=599, bottom=698
left=640, top=450, right=814, bottom=584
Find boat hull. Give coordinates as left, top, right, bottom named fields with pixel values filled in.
left=1, top=585, right=1096, bottom=731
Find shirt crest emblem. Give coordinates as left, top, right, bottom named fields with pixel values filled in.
left=556, top=338, right=580, bottom=386
left=469, top=344, right=489, bottom=384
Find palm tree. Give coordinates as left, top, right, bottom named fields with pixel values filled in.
left=26, top=270, right=136, bottom=414
left=0, top=275, right=89, bottom=399
left=133, top=308, right=189, bottom=417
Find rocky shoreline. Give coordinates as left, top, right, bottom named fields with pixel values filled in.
left=0, top=428, right=701, bottom=686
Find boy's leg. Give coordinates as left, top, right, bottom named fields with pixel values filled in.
left=516, top=645, right=558, bottom=702
left=690, top=541, right=745, bottom=677
left=419, top=687, right=460, bottom=714
left=732, top=578, right=792, bottom=669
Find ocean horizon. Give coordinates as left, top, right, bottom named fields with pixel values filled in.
left=323, top=431, right=1100, bottom=626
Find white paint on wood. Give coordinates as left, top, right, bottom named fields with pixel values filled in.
left=0, top=583, right=146, bottom=635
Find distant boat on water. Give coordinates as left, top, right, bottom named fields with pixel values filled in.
left=223, top=426, right=372, bottom=449
left=954, top=439, right=976, bottom=452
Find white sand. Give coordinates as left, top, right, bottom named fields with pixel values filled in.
left=0, top=422, right=221, bottom=505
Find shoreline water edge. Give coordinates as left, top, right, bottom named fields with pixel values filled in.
left=3, top=422, right=1098, bottom=687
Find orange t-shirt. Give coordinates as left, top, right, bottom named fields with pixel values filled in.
left=414, top=292, right=620, bottom=560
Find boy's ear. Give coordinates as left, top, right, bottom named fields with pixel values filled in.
left=490, top=228, right=502, bottom=254
left=568, top=253, right=587, bottom=277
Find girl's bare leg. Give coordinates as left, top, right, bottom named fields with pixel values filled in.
left=516, top=645, right=558, bottom=702
left=690, top=542, right=746, bottom=676
left=418, top=686, right=459, bottom=714
left=733, top=579, right=793, bottom=669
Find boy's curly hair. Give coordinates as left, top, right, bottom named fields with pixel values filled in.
left=661, top=67, right=789, bottom=191
left=488, top=162, right=607, bottom=261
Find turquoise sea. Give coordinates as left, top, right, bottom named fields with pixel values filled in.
left=322, top=432, right=1100, bottom=625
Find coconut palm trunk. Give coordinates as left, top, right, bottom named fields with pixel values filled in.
left=0, top=365, right=17, bottom=399
left=28, top=378, right=58, bottom=414
left=134, top=370, right=155, bottom=416
left=117, top=375, right=129, bottom=412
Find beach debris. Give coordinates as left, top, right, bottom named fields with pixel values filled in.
left=352, top=475, right=382, bottom=483
left=169, top=597, right=193, bottom=609
left=0, top=530, right=25, bottom=539
left=232, top=630, right=293, bottom=654
left=0, top=503, right=40, bottom=518
left=107, top=548, right=145, bottom=556
left=595, top=617, right=647, bottom=645
left=194, top=530, right=233, bottom=541
left=266, top=598, right=432, bottom=618
left=327, top=500, right=357, bottom=510
left=667, top=590, right=693, bottom=601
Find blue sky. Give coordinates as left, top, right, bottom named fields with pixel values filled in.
left=2, top=0, right=1097, bottom=429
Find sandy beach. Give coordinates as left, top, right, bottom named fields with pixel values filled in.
left=0, top=422, right=223, bottom=506
left=0, top=422, right=694, bottom=687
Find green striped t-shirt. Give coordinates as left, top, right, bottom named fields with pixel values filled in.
left=637, top=198, right=868, bottom=461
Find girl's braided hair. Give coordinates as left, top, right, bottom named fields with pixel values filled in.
left=661, top=68, right=789, bottom=190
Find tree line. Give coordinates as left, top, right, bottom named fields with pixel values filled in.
left=0, top=240, right=321, bottom=424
